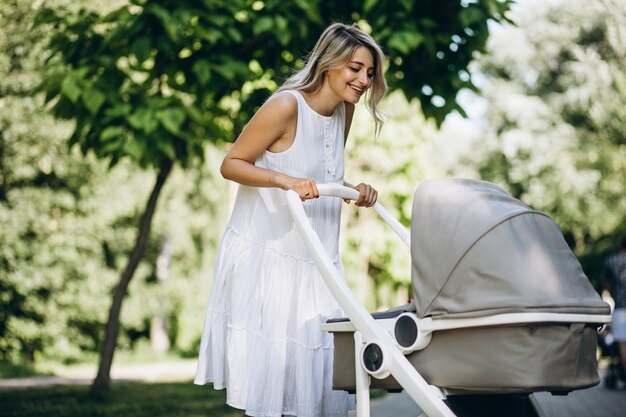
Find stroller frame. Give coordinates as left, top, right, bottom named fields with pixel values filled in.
left=286, top=184, right=612, bottom=417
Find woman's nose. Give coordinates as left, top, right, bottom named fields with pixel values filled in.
left=358, top=70, right=370, bottom=86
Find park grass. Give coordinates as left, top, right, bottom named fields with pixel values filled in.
left=0, top=381, right=241, bottom=417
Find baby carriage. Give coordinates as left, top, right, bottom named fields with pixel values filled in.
left=286, top=179, right=612, bottom=417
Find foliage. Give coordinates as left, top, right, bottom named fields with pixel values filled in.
left=0, top=0, right=104, bottom=364
left=0, top=0, right=514, bottom=369
left=0, top=0, right=229, bottom=366
left=36, top=0, right=515, bottom=162
left=457, top=0, right=626, bottom=287
left=0, top=113, right=227, bottom=362
left=0, top=128, right=227, bottom=366
left=35, top=0, right=332, bottom=169
left=0, top=361, right=52, bottom=379
left=352, top=0, right=516, bottom=125
left=0, top=382, right=241, bottom=417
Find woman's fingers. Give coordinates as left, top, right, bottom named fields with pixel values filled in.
left=290, top=178, right=318, bottom=201
left=355, top=183, right=378, bottom=207
left=290, top=180, right=377, bottom=205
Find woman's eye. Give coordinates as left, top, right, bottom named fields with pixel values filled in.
left=367, top=73, right=375, bottom=79
left=349, top=67, right=360, bottom=72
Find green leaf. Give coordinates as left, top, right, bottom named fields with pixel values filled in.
left=398, top=0, right=413, bottom=12
left=364, top=0, right=378, bottom=14
left=37, top=6, right=58, bottom=23
left=156, top=108, right=186, bottom=135
left=105, top=103, right=132, bottom=118
left=145, top=4, right=180, bottom=44
left=273, top=16, right=290, bottom=45
left=127, top=108, right=158, bottom=134
left=130, top=36, right=152, bottom=62
left=184, top=104, right=204, bottom=124
left=102, top=6, right=131, bottom=23
left=100, top=126, right=124, bottom=142
left=123, top=137, right=144, bottom=161
left=388, top=32, right=423, bottom=54
left=196, top=27, right=221, bottom=44
left=460, top=7, right=485, bottom=27
left=213, top=60, right=249, bottom=81
left=226, top=27, right=242, bottom=43
left=156, top=139, right=176, bottom=159
left=213, top=64, right=233, bottom=81
left=60, top=76, right=81, bottom=104
left=192, top=60, right=212, bottom=85
left=82, top=88, right=106, bottom=115
left=99, top=138, right=124, bottom=154
left=253, top=16, right=273, bottom=35
left=454, top=103, right=468, bottom=118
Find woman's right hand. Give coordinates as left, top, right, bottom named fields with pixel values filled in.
left=280, top=176, right=319, bottom=201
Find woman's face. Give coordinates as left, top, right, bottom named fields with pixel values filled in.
left=325, top=46, right=375, bottom=104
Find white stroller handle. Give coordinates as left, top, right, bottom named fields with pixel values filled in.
left=315, top=184, right=410, bottom=247
left=286, top=185, right=455, bottom=417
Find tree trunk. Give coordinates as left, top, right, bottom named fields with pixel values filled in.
left=91, top=158, right=173, bottom=395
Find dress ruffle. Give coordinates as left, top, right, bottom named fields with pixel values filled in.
left=195, top=226, right=351, bottom=417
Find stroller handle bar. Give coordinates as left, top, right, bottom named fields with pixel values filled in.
left=286, top=184, right=455, bottom=417
left=313, top=183, right=410, bottom=247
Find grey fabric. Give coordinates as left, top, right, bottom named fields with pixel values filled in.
left=331, top=323, right=600, bottom=393
left=410, top=179, right=610, bottom=318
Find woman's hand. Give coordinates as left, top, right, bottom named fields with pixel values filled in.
left=280, top=176, right=319, bottom=201
left=345, top=183, right=378, bottom=207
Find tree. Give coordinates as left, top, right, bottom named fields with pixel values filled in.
left=457, top=0, right=626, bottom=287
left=350, top=0, right=515, bottom=125
left=34, top=0, right=513, bottom=392
left=0, top=0, right=228, bottom=367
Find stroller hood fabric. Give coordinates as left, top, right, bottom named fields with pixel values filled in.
left=410, top=178, right=610, bottom=319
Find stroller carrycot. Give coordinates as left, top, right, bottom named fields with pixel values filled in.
left=286, top=179, right=612, bottom=417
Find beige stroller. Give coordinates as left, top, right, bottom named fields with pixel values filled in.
left=286, top=179, right=611, bottom=417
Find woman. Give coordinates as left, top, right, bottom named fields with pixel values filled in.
left=195, top=23, right=388, bottom=417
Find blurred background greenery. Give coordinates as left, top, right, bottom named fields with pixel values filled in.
left=1, top=0, right=624, bottom=390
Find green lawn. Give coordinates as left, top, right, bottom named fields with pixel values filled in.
left=0, top=381, right=241, bottom=417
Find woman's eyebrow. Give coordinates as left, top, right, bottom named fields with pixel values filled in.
left=349, top=60, right=374, bottom=69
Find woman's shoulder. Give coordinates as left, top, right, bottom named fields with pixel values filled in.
left=262, top=91, right=298, bottom=118
left=249, top=91, right=298, bottom=127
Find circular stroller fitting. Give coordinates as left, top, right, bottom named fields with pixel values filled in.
left=394, top=313, right=432, bottom=353
left=361, top=342, right=390, bottom=379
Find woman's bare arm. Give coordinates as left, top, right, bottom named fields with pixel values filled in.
left=220, top=93, right=318, bottom=200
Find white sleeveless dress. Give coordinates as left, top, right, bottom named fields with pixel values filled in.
left=195, top=90, right=351, bottom=417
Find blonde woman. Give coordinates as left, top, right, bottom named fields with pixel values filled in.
left=195, top=23, right=388, bottom=417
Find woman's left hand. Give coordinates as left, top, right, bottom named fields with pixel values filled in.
left=350, top=183, right=378, bottom=207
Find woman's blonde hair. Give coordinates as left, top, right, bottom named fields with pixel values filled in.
left=276, top=23, right=388, bottom=135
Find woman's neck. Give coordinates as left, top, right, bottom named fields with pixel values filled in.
left=301, top=87, right=342, bottom=117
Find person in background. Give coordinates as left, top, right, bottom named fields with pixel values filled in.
left=604, top=235, right=626, bottom=387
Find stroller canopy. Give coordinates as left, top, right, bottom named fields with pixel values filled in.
left=410, top=178, right=609, bottom=319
